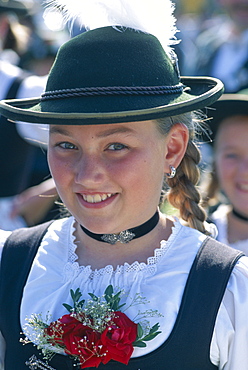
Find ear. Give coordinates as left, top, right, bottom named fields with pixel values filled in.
left=164, top=123, right=189, bottom=173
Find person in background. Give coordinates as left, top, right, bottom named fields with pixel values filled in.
left=177, top=0, right=248, bottom=93
left=0, top=0, right=59, bottom=230
left=203, top=93, right=248, bottom=253
left=173, top=0, right=217, bottom=76
left=0, top=0, right=33, bottom=65
left=196, top=0, right=248, bottom=92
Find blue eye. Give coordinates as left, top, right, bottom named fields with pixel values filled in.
left=225, top=153, right=238, bottom=159
left=108, top=143, right=127, bottom=151
left=58, top=142, right=77, bottom=150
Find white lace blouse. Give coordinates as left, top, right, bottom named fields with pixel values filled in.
left=1, top=217, right=248, bottom=369
left=211, top=204, right=248, bottom=254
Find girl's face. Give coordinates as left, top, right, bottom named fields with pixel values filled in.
left=215, top=116, right=248, bottom=214
left=48, top=120, right=173, bottom=234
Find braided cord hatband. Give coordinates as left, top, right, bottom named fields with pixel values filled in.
left=41, top=84, right=184, bottom=101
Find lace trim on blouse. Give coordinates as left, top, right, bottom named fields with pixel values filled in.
left=63, top=217, right=183, bottom=280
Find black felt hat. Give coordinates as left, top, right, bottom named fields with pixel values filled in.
left=0, top=0, right=35, bottom=15
left=206, top=93, right=248, bottom=144
left=0, top=26, right=224, bottom=125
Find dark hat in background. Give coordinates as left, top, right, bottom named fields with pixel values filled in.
left=0, top=26, right=224, bottom=125
left=0, top=0, right=36, bottom=15
left=206, top=92, right=248, bottom=145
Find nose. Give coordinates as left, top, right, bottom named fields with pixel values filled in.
left=74, top=153, right=106, bottom=187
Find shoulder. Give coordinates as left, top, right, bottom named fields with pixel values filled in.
left=0, top=229, right=12, bottom=260
left=0, top=217, right=73, bottom=261
left=211, top=254, right=248, bottom=367
left=169, top=218, right=208, bottom=252
left=211, top=204, right=230, bottom=219
left=234, top=253, right=248, bottom=270
left=0, top=229, right=12, bottom=245
left=220, top=255, right=248, bottom=326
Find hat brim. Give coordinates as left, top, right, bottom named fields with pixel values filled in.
left=0, top=76, right=224, bottom=125
left=205, top=93, right=248, bottom=144
left=0, top=0, right=35, bottom=15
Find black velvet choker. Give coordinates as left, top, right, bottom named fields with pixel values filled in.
left=80, top=211, right=159, bottom=245
left=232, top=208, right=248, bottom=222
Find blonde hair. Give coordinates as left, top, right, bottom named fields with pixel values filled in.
left=156, top=113, right=208, bottom=234
left=202, top=158, right=228, bottom=210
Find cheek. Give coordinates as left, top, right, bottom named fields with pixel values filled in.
left=48, top=151, right=59, bottom=179
left=48, top=150, right=71, bottom=188
left=120, top=149, right=163, bottom=180
left=117, top=152, right=164, bottom=202
left=216, top=157, right=235, bottom=187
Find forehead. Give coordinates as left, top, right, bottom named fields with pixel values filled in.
left=49, top=120, right=158, bottom=137
left=218, top=115, right=248, bottom=132
left=215, top=115, right=248, bottom=146
left=49, top=125, right=135, bottom=137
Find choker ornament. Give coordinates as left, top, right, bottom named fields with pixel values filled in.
left=232, top=208, right=248, bottom=222
left=80, top=211, right=159, bottom=245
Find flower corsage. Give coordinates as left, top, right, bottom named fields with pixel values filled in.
left=22, top=285, right=162, bottom=368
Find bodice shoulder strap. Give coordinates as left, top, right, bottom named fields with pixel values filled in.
left=0, top=222, right=53, bottom=334
left=168, top=236, right=244, bottom=368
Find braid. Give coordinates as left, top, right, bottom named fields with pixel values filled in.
left=201, top=162, right=220, bottom=208
left=167, top=141, right=207, bottom=234
left=156, top=112, right=209, bottom=234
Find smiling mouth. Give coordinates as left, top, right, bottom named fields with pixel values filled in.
left=82, top=193, right=113, bottom=203
left=238, top=184, right=248, bottom=191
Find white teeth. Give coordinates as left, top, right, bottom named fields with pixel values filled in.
left=83, top=193, right=113, bottom=203
left=239, top=184, right=248, bottom=191
left=87, top=195, right=94, bottom=203
left=94, top=194, right=102, bottom=202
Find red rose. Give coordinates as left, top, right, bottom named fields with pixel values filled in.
left=44, top=319, right=65, bottom=348
left=44, top=311, right=138, bottom=368
left=59, top=313, right=82, bottom=325
left=58, top=314, right=107, bottom=368
left=101, top=311, right=138, bottom=365
left=48, top=314, right=81, bottom=347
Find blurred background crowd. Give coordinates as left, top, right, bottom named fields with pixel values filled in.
left=1, top=0, right=248, bottom=252
left=175, top=0, right=248, bottom=92
left=0, top=0, right=71, bottom=230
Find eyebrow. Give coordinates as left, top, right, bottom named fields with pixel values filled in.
left=49, top=126, right=136, bottom=137
left=220, top=145, right=239, bottom=150
left=95, top=126, right=135, bottom=138
left=49, top=127, right=72, bottom=136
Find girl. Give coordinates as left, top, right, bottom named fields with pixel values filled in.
left=204, top=93, right=248, bottom=253
left=0, top=1, right=248, bottom=369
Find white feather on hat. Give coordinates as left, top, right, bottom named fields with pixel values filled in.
left=44, top=0, right=179, bottom=56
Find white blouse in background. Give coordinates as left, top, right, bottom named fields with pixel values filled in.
left=0, top=60, right=48, bottom=149
left=211, top=204, right=248, bottom=255
left=0, top=217, right=248, bottom=370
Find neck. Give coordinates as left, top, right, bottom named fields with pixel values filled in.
left=80, top=211, right=160, bottom=245
left=232, top=208, right=248, bottom=222
left=75, top=213, right=172, bottom=270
